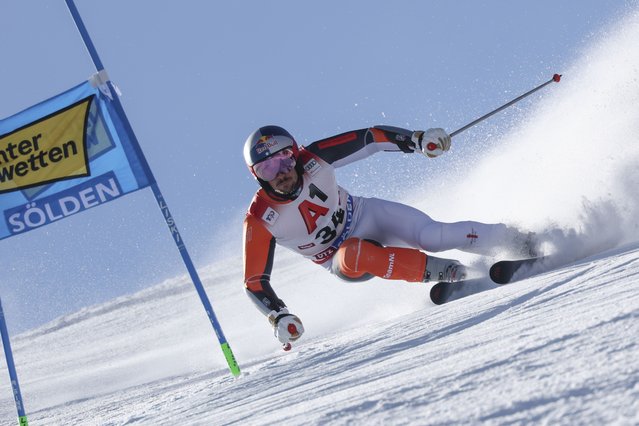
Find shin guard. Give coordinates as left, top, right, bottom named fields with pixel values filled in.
left=334, top=238, right=427, bottom=282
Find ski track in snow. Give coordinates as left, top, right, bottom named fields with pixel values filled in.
left=3, top=6, right=639, bottom=426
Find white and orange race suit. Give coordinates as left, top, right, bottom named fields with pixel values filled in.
left=243, top=126, right=516, bottom=315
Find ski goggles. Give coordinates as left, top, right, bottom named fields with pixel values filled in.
left=252, top=148, right=296, bottom=181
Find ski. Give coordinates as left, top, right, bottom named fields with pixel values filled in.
left=429, top=277, right=492, bottom=305
left=489, top=257, right=547, bottom=284
left=429, top=281, right=456, bottom=305
left=429, top=278, right=485, bottom=305
left=432, top=256, right=553, bottom=304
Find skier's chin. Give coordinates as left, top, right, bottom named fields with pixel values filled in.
left=273, top=179, right=296, bottom=194
left=271, top=173, right=299, bottom=194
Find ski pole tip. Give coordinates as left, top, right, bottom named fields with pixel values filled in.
left=552, top=74, right=562, bottom=82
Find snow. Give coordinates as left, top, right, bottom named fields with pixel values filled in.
left=1, top=245, right=638, bottom=425
left=2, top=7, right=639, bottom=426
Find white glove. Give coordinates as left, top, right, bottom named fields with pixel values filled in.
left=412, top=128, right=452, bottom=158
left=268, top=308, right=304, bottom=344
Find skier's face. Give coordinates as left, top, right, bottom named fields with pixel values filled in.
left=269, top=167, right=299, bottom=194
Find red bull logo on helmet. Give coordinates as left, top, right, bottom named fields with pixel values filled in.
left=254, top=135, right=281, bottom=155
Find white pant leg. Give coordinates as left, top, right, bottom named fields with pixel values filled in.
left=349, top=197, right=512, bottom=254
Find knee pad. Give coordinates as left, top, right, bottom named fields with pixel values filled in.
left=333, top=238, right=375, bottom=282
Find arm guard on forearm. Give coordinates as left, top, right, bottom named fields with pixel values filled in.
left=304, top=125, right=417, bottom=168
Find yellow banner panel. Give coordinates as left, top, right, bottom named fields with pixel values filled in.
left=0, top=96, right=92, bottom=194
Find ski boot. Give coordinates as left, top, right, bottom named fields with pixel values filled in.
left=423, top=255, right=467, bottom=283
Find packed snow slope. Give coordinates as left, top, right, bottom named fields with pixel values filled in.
left=2, top=7, right=639, bottom=426
left=1, top=243, right=639, bottom=425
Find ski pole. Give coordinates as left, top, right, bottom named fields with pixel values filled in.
left=450, top=73, right=561, bottom=137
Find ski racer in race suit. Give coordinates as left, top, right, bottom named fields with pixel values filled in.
left=243, top=125, right=534, bottom=347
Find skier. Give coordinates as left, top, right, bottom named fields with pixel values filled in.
left=243, top=125, right=535, bottom=347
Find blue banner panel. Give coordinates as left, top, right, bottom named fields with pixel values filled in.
left=0, top=81, right=154, bottom=240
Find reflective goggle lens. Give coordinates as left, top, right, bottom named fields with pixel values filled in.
left=253, top=149, right=296, bottom=181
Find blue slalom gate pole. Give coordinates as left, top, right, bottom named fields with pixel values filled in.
left=0, top=298, right=29, bottom=426
left=64, top=0, right=240, bottom=376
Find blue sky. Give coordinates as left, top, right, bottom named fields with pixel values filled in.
left=0, top=1, right=631, bottom=332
